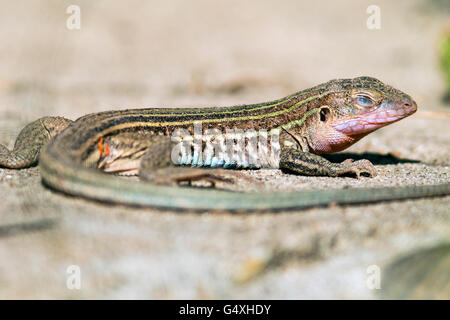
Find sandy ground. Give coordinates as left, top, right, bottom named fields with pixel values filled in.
left=0, top=0, right=449, bottom=299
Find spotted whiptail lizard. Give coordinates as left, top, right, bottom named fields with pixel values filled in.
left=0, top=76, right=448, bottom=211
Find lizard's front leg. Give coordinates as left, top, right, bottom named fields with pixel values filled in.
left=279, top=147, right=377, bottom=178
left=0, top=117, right=72, bottom=168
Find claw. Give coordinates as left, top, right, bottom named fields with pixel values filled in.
left=342, top=159, right=354, bottom=165
left=334, top=159, right=377, bottom=178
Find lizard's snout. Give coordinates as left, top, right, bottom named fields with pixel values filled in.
left=396, top=96, right=417, bottom=117
left=403, top=97, right=417, bottom=114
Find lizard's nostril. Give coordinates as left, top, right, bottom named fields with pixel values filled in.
left=402, top=97, right=416, bottom=108
left=402, top=98, right=417, bottom=113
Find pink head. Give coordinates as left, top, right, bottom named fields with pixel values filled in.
left=306, top=76, right=417, bottom=154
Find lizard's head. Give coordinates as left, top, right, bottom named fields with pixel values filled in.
left=307, top=76, right=417, bottom=154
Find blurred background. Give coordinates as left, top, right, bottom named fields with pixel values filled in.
left=0, top=0, right=449, bottom=299
left=0, top=0, right=449, bottom=121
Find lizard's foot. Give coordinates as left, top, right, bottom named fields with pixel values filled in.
left=140, top=167, right=252, bottom=188
left=331, top=159, right=377, bottom=178
left=0, top=144, right=18, bottom=168
left=0, top=117, right=72, bottom=169
left=0, top=140, right=38, bottom=169
left=279, top=148, right=377, bottom=178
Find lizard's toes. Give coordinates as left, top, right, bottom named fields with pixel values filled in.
left=342, top=158, right=355, bottom=165
left=350, top=159, right=377, bottom=178
left=334, top=159, right=377, bottom=178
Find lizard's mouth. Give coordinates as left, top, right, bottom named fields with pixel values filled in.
left=331, top=99, right=417, bottom=136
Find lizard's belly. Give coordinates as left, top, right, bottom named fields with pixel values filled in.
left=173, top=134, right=281, bottom=169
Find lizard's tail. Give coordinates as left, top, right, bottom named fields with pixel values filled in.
left=39, top=146, right=450, bottom=211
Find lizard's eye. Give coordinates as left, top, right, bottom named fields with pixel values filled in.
left=356, top=96, right=373, bottom=107
left=320, top=107, right=330, bottom=122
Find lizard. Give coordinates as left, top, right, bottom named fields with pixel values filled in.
left=0, top=76, right=449, bottom=211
